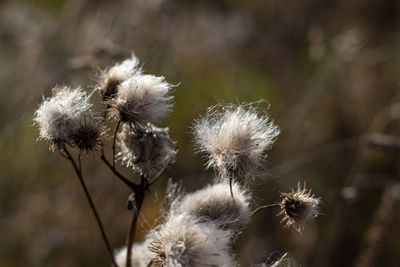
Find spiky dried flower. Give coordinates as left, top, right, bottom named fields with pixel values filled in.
left=71, top=117, right=104, bottom=153
left=149, top=215, right=236, bottom=267
left=117, top=123, right=177, bottom=177
left=108, top=74, right=173, bottom=124
left=278, top=182, right=320, bottom=233
left=173, top=182, right=251, bottom=232
left=193, top=103, right=280, bottom=179
left=100, top=53, right=142, bottom=101
left=34, top=86, right=101, bottom=151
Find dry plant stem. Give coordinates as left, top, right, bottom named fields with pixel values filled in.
left=61, top=145, right=117, bottom=267
left=229, top=177, right=235, bottom=204
left=100, top=153, right=139, bottom=191
left=126, top=175, right=146, bottom=267
left=112, top=120, right=121, bottom=168
left=251, top=203, right=280, bottom=216
left=148, top=159, right=171, bottom=185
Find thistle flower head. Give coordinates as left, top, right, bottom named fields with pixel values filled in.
left=109, top=74, right=173, bottom=124
left=278, top=182, right=320, bottom=233
left=149, top=215, right=236, bottom=267
left=100, top=53, right=141, bottom=101
left=71, top=117, right=104, bottom=153
left=34, top=86, right=99, bottom=150
left=117, top=123, right=177, bottom=177
left=193, top=103, right=280, bottom=179
left=173, top=182, right=251, bottom=232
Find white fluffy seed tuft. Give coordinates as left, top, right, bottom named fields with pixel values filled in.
left=101, top=53, right=142, bottom=100
left=193, top=103, right=280, bottom=179
left=109, top=74, right=173, bottom=124
left=33, top=86, right=94, bottom=147
left=173, top=182, right=251, bottom=232
left=150, top=215, right=236, bottom=267
left=114, top=240, right=156, bottom=267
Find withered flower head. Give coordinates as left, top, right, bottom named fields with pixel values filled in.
left=278, top=182, right=320, bottom=233
left=100, top=53, right=141, bottom=101
left=109, top=74, right=173, bottom=124
left=71, top=117, right=104, bottom=153
left=117, top=123, right=177, bottom=177
left=193, top=103, right=280, bottom=180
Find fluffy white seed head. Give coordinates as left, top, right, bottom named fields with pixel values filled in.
left=34, top=86, right=95, bottom=148
left=101, top=53, right=142, bottom=101
left=150, top=215, right=236, bottom=267
left=193, top=104, right=280, bottom=179
left=115, top=241, right=156, bottom=267
left=109, top=74, right=173, bottom=124
left=173, top=182, right=251, bottom=232
left=117, top=123, right=177, bottom=177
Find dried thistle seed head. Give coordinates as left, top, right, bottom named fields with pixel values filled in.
left=71, top=117, right=104, bottom=153
left=117, top=123, right=177, bottom=177
left=33, top=86, right=93, bottom=147
left=173, top=182, right=251, bottom=232
left=100, top=53, right=141, bottom=101
left=115, top=241, right=156, bottom=267
left=150, top=215, right=236, bottom=267
left=193, top=103, right=280, bottom=179
left=108, top=74, right=173, bottom=124
left=278, top=182, right=320, bottom=233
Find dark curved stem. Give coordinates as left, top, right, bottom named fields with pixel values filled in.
left=148, top=160, right=171, bottom=186
left=229, top=177, right=235, bottom=204
left=100, top=153, right=139, bottom=191
left=61, top=146, right=117, bottom=267
left=251, top=203, right=280, bottom=216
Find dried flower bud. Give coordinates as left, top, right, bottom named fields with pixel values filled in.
left=109, top=74, right=173, bottom=124
left=278, top=182, right=320, bottom=232
left=173, top=182, right=251, bottom=232
left=193, top=103, right=280, bottom=179
left=150, top=215, right=236, bottom=267
left=71, top=118, right=103, bottom=153
left=117, top=123, right=177, bottom=177
left=100, top=53, right=141, bottom=101
left=34, top=86, right=94, bottom=148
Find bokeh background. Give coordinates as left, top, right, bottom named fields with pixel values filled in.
left=1, top=0, right=400, bottom=266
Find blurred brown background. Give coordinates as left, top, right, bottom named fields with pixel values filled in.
left=1, top=0, right=400, bottom=266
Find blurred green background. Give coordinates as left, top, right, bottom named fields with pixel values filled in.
left=1, top=0, right=400, bottom=266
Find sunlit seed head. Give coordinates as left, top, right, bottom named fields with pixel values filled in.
left=100, top=53, right=141, bottom=101
left=115, top=240, right=156, bottom=267
left=193, top=103, right=280, bottom=180
left=150, top=215, right=236, bottom=267
left=278, top=182, right=320, bottom=233
left=33, top=86, right=92, bottom=148
left=173, top=182, right=251, bottom=232
left=117, top=123, right=177, bottom=178
left=108, top=74, right=173, bottom=124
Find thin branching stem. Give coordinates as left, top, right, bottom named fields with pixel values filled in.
left=61, top=145, right=117, bottom=267
left=100, top=153, right=139, bottom=191
left=229, top=177, right=235, bottom=204
left=112, top=120, right=121, bottom=168
left=251, top=203, right=280, bottom=216
left=148, top=159, right=171, bottom=186
left=126, top=175, right=146, bottom=267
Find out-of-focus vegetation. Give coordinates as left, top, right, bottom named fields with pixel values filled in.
left=1, top=0, right=400, bottom=266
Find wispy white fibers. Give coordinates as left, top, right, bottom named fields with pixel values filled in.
left=34, top=86, right=96, bottom=148
left=117, top=123, right=177, bottom=177
left=150, top=214, right=236, bottom=267
left=173, top=182, right=251, bottom=232
left=114, top=240, right=156, bottom=267
left=109, top=74, right=173, bottom=124
left=193, top=103, right=280, bottom=179
left=101, top=53, right=142, bottom=100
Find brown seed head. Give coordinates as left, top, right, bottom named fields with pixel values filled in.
left=278, top=182, right=320, bottom=233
